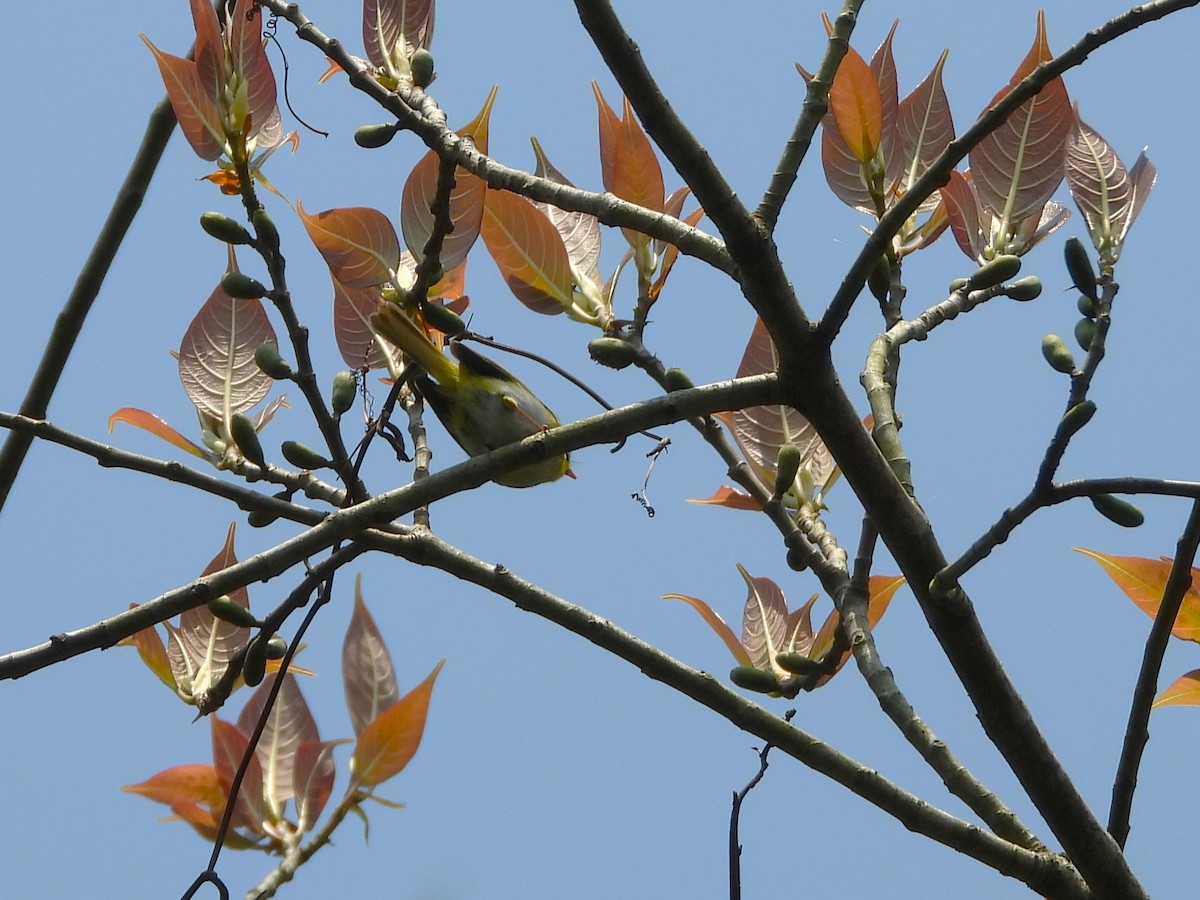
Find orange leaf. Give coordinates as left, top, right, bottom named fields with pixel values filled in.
left=828, top=44, right=883, bottom=164
left=1076, top=548, right=1200, bottom=643
left=140, top=37, right=225, bottom=161
left=685, top=485, right=763, bottom=511
left=809, top=574, right=905, bottom=683
left=351, top=659, right=445, bottom=788
left=123, top=764, right=223, bottom=809
left=662, top=593, right=754, bottom=668
left=298, top=203, right=400, bottom=288
left=107, top=408, right=212, bottom=460
left=593, top=84, right=664, bottom=255
left=481, top=188, right=573, bottom=315
left=1153, top=670, right=1200, bottom=709
left=117, top=606, right=178, bottom=692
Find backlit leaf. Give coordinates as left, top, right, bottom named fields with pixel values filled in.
left=828, top=42, right=883, bottom=165
left=237, top=672, right=320, bottom=819
left=897, top=49, right=954, bottom=206
left=299, top=203, right=400, bottom=288
left=662, top=592, right=754, bottom=667
left=343, top=576, right=400, bottom=736
left=351, top=659, right=445, bottom=788
left=1076, top=548, right=1200, bottom=643
left=363, top=0, right=435, bottom=71
left=118, top=606, right=178, bottom=692
left=940, top=169, right=986, bottom=261
left=809, top=574, right=905, bottom=685
left=332, top=278, right=400, bottom=372
left=530, top=136, right=602, bottom=287
left=107, top=408, right=214, bottom=460
left=1154, top=670, right=1200, bottom=709
left=140, top=38, right=226, bottom=161
left=227, top=0, right=277, bottom=142
left=738, top=564, right=788, bottom=671
left=122, top=764, right=223, bottom=809
left=594, top=84, right=664, bottom=254
left=293, top=740, right=341, bottom=831
left=211, top=716, right=265, bottom=831
left=481, top=188, right=573, bottom=315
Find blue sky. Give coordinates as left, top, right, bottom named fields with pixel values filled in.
left=3, top=1, right=1199, bottom=898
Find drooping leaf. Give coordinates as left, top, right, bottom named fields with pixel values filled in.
left=107, top=408, right=214, bottom=460
left=737, top=564, right=788, bottom=672
left=351, top=659, right=445, bottom=788
left=480, top=188, right=573, bottom=315
left=530, top=136, right=602, bottom=287
left=594, top=84, right=664, bottom=254
left=293, top=739, right=341, bottom=831
left=401, top=87, right=495, bottom=269
left=896, top=49, right=955, bottom=205
left=299, top=203, right=400, bottom=288
left=237, top=672, right=321, bottom=819
left=1076, top=548, right=1200, bottom=643
left=970, top=12, right=1072, bottom=227
left=177, top=279, right=277, bottom=423
left=169, top=524, right=253, bottom=703
left=662, top=592, right=754, bottom=667
left=1065, top=112, right=1156, bottom=261
left=211, top=716, right=265, bottom=831
left=1154, top=670, right=1200, bottom=709
left=343, top=576, right=400, bottom=736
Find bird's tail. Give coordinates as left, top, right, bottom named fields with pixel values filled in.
left=371, top=302, right=459, bottom=385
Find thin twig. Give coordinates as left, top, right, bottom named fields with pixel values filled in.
left=728, top=710, right=794, bottom=900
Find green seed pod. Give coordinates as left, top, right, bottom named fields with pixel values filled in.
left=281, top=441, right=331, bottom=470
left=1064, top=236, right=1098, bottom=301
left=587, top=336, right=637, bottom=370
left=867, top=256, right=891, bottom=304
left=254, top=343, right=292, bottom=380
left=1090, top=493, right=1145, bottom=528
left=775, top=652, right=823, bottom=676
left=773, top=442, right=802, bottom=500
left=230, top=413, right=266, bottom=468
left=410, top=48, right=436, bottom=88
left=242, top=635, right=268, bottom=687
left=252, top=207, right=281, bottom=254
left=354, top=123, right=399, bottom=149
left=421, top=302, right=467, bottom=338
left=663, top=368, right=694, bottom=392
left=1077, top=294, right=1100, bottom=319
left=199, top=212, right=252, bottom=245
left=1074, top=317, right=1098, bottom=352
left=785, top=546, right=809, bottom=572
left=207, top=595, right=261, bottom=629
left=221, top=271, right=267, bottom=300
left=947, top=277, right=970, bottom=294
left=331, top=370, right=357, bottom=417
left=1059, top=400, right=1097, bottom=440
left=729, top=665, right=781, bottom=694
left=1004, top=275, right=1043, bottom=302
left=264, top=635, right=288, bottom=660
left=968, top=254, right=1022, bottom=290
left=1040, top=334, right=1077, bottom=374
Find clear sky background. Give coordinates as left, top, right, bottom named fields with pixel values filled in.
left=3, top=1, right=1199, bottom=898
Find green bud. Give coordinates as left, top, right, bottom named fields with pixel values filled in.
left=199, top=212, right=252, bottom=245
left=867, top=256, right=891, bottom=304
left=264, top=635, right=288, bottom=660
left=587, top=337, right=637, bottom=370
left=1041, top=334, right=1077, bottom=374
left=230, top=413, right=266, bottom=468
left=1004, top=275, right=1043, bottom=302
left=729, top=666, right=780, bottom=694
left=410, top=48, right=436, bottom=88
left=1064, top=236, right=1098, bottom=301
left=254, top=343, right=293, bottom=380
left=1077, top=294, right=1100, bottom=319
left=281, top=441, right=331, bottom=470
left=421, top=302, right=467, bottom=338
left=968, top=254, right=1022, bottom=290
left=948, top=277, right=970, bottom=294
left=1090, top=493, right=1145, bottom=528
left=663, top=368, right=694, bottom=392
left=354, top=123, right=399, bottom=149
left=252, top=208, right=281, bottom=254
left=775, top=652, right=823, bottom=676
left=331, top=370, right=357, bottom=417
left=207, top=595, right=261, bottom=629
left=785, top=546, right=809, bottom=572
left=1059, top=400, right=1097, bottom=440
left=773, top=443, right=802, bottom=500
left=221, top=271, right=267, bottom=300
left=242, top=635, right=268, bottom=687
left=1074, top=317, right=1098, bottom=352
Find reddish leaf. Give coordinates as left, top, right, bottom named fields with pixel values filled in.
left=401, top=88, right=494, bottom=269
left=211, top=716, right=265, bottom=831
left=530, top=137, right=602, bottom=288
left=299, top=203, right=400, bottom=288
left=237, top=673, right=320, bottom=818
left=1154, top=670, right=1200, bottom=709
left=896, top=49, right=955, bottom=205
left=351, top=659, right=445, bottom=788
left=178, top=273, right=277, bottom=422
left=363, top=0, right=435, bottom=73
left=809, top=575, right=905, bottom=684
left=332, top=278, right=400, bottom=372
left=293, top=740, right=341, bottom=831
left=970, top=12, right=1072, bottom=227
left=684, top=485, right=762, bottom=511
left=1076, top=548, right=1200, bottom=643
left=123, top=764, right=223, bottom=809
left=828, top=43, right=883, bottom=165
left=481, top=188, right=573, bottom=315
left=650, top=204, right=706, bottom=302
left=594, top=84, right=664, bottom=254
left=782, top=594, right=821, bottom=657
left=868, top=21, right=902, bottom=194
left=738, top=565, right=789, bottom=671
left=940, top=169, right=985, bottom=261
left=227, top=0, right=277, bottom=143
left=662, top=592, right=754, bottom=668
left=343, top=576, right=400, bottom=737
left=107, top=408, right=213, bottom=460
left=117, top=606, right=178, bottom=692
left=140, top=37, right=226, bottom=161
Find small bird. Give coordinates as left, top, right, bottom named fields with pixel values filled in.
left=371, top=303, right=572, bottom=488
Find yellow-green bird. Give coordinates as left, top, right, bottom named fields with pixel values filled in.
left=372, top=303, right=572, bottom=488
